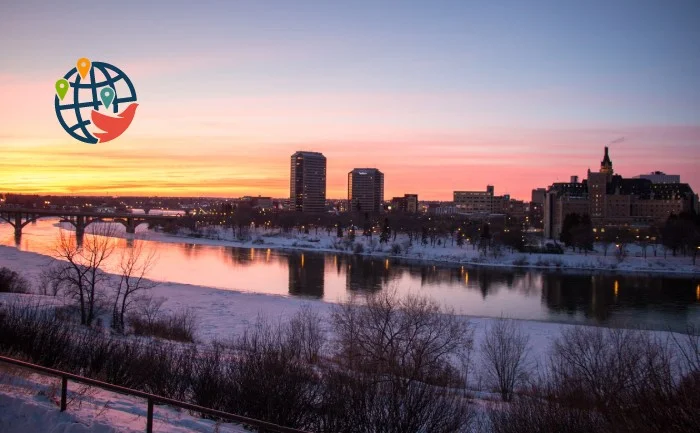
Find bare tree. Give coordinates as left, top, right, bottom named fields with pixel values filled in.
left=112, top=239, right=158, bottom=333
left=332, top=289, right=473, bottom=384
left=481, top=317, right=531, bottom=402
left=52, top=224, right=117, bottom=326
left=286, top=304, right=326, bottom=364
left=548, top=326, right=698, bottom=433
left=37, top=265, right=64, bottom=296
left=329, top=290, right=476, bottom=432
left=135, top=294, right=168, bottom=327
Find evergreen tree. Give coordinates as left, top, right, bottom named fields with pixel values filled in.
left=481, top=223, right=491, bottom=241
left=560, top=213, right=581, bottom=248
left=572, top=213, right=594, bottom=254
left=380, top=218, right=390, bottom=244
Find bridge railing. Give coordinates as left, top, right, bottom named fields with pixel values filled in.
left=0, top=355, right=309, bottom=433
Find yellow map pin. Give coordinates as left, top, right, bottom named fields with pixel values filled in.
left=76, top=58, right=91, bottom=79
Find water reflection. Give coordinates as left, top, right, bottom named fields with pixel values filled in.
left=1, top=219, right=699, bottom=331
left=542, top=274, right=700, bottom=327
left=341, top=254, right=394, bottom=293
left=288, top=253, right=324, bottom=298
left=179, top=242, right=206, bottom=259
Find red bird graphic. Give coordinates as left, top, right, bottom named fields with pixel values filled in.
left=90, top=103, right=138, bottom=143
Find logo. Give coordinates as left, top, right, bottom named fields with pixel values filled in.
left=54, top=58, right=138, bottom=144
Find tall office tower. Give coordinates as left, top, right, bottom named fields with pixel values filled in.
left=290, top=151, right=327, bottom=213
left=348, top=168, right=384, bottom=214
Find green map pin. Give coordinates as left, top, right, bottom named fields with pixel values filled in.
left=55, top=79, right=69, bottom=100
left=100, top=87, right=115, bottom=109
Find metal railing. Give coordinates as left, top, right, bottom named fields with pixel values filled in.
left=0, top=355, right=308, bottom=433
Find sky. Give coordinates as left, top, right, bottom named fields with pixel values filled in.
left=1, top=0, right=699, bottom=201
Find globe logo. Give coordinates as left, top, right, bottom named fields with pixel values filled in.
left=54, top=58, right=138, bottom=144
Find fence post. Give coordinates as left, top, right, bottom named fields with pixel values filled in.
left=60, top=376, right=67, bottom=412
left=146, top=398, right=154, bottom=433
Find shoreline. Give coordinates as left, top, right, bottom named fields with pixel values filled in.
left=0, top=239, right=696, bottom=335
left=4, top=218, right=697, bottom=277
left=0, top=245, right=689, bottom=338
left=140, top=228, right=700, bottom=278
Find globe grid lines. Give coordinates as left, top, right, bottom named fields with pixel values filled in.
left=54, top=61, right=137, bottom=144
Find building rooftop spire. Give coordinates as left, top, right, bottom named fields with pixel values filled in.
left=600, top=146, right=613, bottom=174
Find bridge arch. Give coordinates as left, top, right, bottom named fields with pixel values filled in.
left=59, top=218, right=78, bottom=229
left=81, top=217, right=110, bottom=230
left=0, top=212, right=40, bottom=231
left=19, top=217, right=40, bottom=229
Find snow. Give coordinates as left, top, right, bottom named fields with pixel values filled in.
left=0, top=245, right=327, bottom=341
left=138, top=225, right=700, bottom=276
left=0, top=365, right=251, bottom=433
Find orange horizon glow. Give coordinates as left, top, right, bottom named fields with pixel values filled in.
left=1, top=124, right=699, bottom=202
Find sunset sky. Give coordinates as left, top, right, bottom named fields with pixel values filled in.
left=1, top=0, right=699, bottom=201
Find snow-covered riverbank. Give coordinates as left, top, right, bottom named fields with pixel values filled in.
left=140, top=225, right=700, bottom=276
left=36, top=219, right=699, bottom=276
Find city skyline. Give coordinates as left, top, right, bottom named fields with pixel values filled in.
left=1, top=1, right=699, bottom=200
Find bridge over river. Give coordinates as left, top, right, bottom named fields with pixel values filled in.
left=0, top=207, right=182, bottom=241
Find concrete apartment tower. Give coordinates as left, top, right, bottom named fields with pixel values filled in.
left=290, top=151, right=327, bottom=213
left=348, top=168, right=384, bottom=214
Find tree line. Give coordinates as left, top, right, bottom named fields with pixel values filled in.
left=559, top=211, right=700, bottom=262
left=159, top=205, right=533, bottom=256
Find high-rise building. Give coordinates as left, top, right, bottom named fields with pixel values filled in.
left=529, top=188, right=547, bottom=229
left=348, top=168, right=384, bottom=213
left=290, top=151, right=326, bottom=213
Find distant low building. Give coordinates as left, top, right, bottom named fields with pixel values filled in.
left=454, top=186, right=495, bottom=213
left=636, top=171, right=681, bottom=184
left=454, top=186, right=524, bottom=219
left=427, top=203, right=457, bottom=215
left=505, top=199, right=526, bottom=219
left=241, top=196, right=273, bottom=210
left=390, top=194, right=418, bottom=213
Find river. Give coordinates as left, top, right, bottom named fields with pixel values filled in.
left=1, top=218, right=698, bottom=332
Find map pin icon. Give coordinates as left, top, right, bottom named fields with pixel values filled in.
left=100, top=87, right=115, bottom=109
left=55, top=79, right=69, bottom=100
left=76, top=58, right=91, bottom=79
